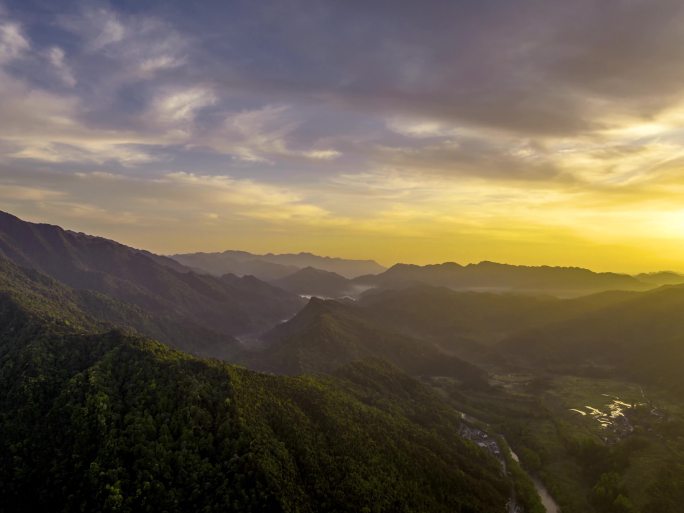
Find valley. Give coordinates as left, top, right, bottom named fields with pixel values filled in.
left=431, top=371, right=684, bottom=513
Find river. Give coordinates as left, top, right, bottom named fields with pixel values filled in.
left=532, top=478, right=559, bottom=513
left=508, top=448, right=559, bottom=513
left=459, top=411, right=560, bottom=513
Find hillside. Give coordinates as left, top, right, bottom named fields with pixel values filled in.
left=357, top=285, right=638, bottom=349
left=172, top=250, right=385, bottom=279
left=0, top=256, right=240, bottom=359
left=501, top=284, right=684, bottom=393
left=0, top=278, right=524, bottom=513
left=355, top=261, right=652, bottom=296
left=0, top=211, right=303, bottom=339
left=251, top=298, right=486, bottom=385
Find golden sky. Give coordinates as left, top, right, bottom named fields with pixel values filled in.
left=2, top=0, right=684, bottom=272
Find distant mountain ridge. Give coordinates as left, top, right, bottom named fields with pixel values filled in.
left=635, top=271, right=684, bottom=286
left=355, top=261, right=653, bottom=296
left=171, top=249, right=386, bottom=279
left=173, top=249, right=676, bottom=299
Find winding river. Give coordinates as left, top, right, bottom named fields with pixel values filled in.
left=508, top=447, right=559, bottom=513
left=532, top=478, right=559, bottom=513
left=459, top=411, right=560, bottom=513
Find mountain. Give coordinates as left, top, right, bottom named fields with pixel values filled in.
left=0, top=268, right=529, bottom=513
left=0, top=255, right=241, bottom=359
left=270, top=267, right=355, bottom=298
left=172, top=250, right=385, bottom=279
left=0, top=211, right=304, bottom=341
left=251, top=284, right=640, bottom=379
left=635, top=271, right=684, bottom=286
left=501, top=284, right=684, bottom=393
left=355, top=261, right=651, bottom=296
left=250, top=297, right=487, bottom=385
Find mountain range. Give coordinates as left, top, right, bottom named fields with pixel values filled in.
left=0, top=211, right=303, bottom=356
left=5, top=209, right=684, bottom=512
left=354, top=261, right=653, bottom=297
left=0, top=234, right=532, bottom=513
left=172, top=238, right=684, bottom=301
left=4, top=210, right=682, bottom=387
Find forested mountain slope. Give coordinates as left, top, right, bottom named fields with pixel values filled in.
left=502, top=284, right=684, bottom=392
left=357, top=285, right=639, bottom=347
left=252, top=298, right=486, bottom=384
left=0, top=256, right=240, bottom=359
left=0, top=272, right=523, bottom=513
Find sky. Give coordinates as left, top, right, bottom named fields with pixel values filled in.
left=2, top=0, right=684, bottom=271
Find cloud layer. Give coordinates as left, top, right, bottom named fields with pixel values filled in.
left=2, top=0, right=684, bottom=271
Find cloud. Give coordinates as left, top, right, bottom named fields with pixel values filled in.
left=158, top=171, right=341, bottom=225
left=153, top=87, right=216, bottom=123
left=0, top=167, right=340, bottom=229
left=7, top=141, right=158, bottom=165
left=58, top=7, right=125, bottom=51
left=46, top=47, right=76, bottom=86
left=0, top=183, right=65, bottom=201
left=302, top=149, right=340, bottom=160
left=139, top=54, right=185, bottom=75
left=201, top=104, right=342, bottom=162
left=93, top=14, right=124, bottom=50
left=0, top=69, right=165, bottom=165
left=2, top=0, right=684, bottom=270
left=0, top=19, right=28, bottom=63
left=155, top=0, right=682, bottom=144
